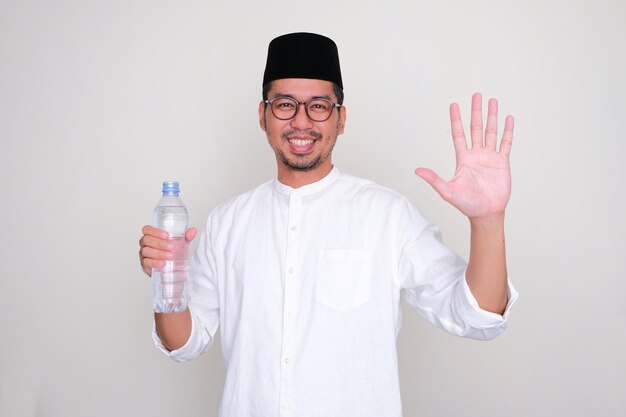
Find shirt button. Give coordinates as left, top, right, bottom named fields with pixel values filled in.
left=281, top=403, right=289, bottom=411
left=288, top=267, right=294, bottom=274
left=290, top=225, right=297, bottom=232
left=286, top=312, right=294, bottom=320
left=284, top=357, right=291, bottom=364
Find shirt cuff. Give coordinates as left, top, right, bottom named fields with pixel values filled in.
left=455, top=275, right=519, bottom=329
left=151, top=309, right=206, bottom=362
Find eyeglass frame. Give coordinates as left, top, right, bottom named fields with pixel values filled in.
left=263, top=96, right=343, bottom=122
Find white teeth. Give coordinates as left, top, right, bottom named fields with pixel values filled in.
left=289, top=139, right=314, bottom=146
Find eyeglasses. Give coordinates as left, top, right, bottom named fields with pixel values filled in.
left=264, top=96, right=342, bottom=122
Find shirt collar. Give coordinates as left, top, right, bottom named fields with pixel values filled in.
left=273, top=166, right=340, bottom=196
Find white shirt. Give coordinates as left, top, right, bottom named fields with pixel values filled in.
left=153, top=167, right=518, bottom=417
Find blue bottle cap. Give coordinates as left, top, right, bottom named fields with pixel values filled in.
left=162, top=181, right=180, bottom=196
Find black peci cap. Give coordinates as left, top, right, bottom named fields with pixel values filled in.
left=262, top=32, right=343, bottom=89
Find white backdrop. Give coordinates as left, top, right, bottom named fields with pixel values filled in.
left=1, top=1, right=625, bottom=416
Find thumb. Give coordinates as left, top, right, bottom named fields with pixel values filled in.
left=415, top=168, right=452, bottom=201
left=185, top=227, right=198, bottom=242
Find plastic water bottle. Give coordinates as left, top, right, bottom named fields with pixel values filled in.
left=152, top=181, right=189, bottom=313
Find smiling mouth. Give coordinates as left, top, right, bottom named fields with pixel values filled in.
left=289, top=138, right=315, bottom=146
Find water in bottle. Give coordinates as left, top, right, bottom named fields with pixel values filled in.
left=152, top=181, right=189, bottom=313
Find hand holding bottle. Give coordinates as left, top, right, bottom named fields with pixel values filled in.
left=139, top=225, right=197, bottom=277
left=139, top=223, right=196, bottom=349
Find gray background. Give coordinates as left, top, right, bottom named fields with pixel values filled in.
left=1, top=0, right=625, bottom=416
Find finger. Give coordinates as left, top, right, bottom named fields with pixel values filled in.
left=499, top=115, right=514, bottom=155
left=140, top=246, right=175, bottom=261
left=470, top=92, right=483, bottom=148
left=139, top=248, right=165, bottom=276
left=415, top=168, right=453, bottom=202
left=485, top=98, right=498, bottom=150
left=449, top=103, right=467, bottom=154
left=139, top=234, right=173, bottom=251
left=141, top=225, right=169, bottom=239
left=141, top=257, right=165, bottom=276
left=139, top=246, right=166, bottom=272
left=185, top=227, right=197, bottom=242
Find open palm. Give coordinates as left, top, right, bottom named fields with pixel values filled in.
left=416, top=93, right=514, bottom=220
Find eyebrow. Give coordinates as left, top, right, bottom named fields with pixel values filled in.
left=272, top=93, right=333, bottom=101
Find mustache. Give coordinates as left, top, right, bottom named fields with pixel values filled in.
left=282, top=129, right=323, bottom=141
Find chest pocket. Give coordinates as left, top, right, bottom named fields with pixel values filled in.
left=316, top=249, right=373, bottom=312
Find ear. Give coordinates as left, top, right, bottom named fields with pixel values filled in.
left=337, top=105, right=346, bottom=135
left=258, top=101, right=267, bottom=132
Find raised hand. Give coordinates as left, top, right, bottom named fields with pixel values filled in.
left=415, top=92, right=514, bottom=220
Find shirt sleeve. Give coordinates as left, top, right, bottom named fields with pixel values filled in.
left=396, top=198, right=518, bottom=340
left=151, top=308, right=214, bottom=362
left=152, top=214, right=221, bottom=361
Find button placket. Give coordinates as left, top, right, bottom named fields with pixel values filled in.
left=279, top=191, right=302, bottom=416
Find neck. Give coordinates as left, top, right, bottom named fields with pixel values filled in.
left=277, top=163, right=333, bottom=188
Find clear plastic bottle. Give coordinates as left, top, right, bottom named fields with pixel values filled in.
left=151, top=181, right=189, bottom=313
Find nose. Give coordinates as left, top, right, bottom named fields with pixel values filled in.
left=290, top=103, right=313, bottom=129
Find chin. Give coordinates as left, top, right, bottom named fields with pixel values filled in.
left=286, top=161, right=320, bottom=172
left=278, top=152, right=322, bottom=172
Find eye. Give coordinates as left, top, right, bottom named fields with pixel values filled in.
left=273, top=98, right=296, bottom=109
left=308, top=100, right=331, bottom=112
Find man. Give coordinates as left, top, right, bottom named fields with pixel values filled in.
left=139, top=32, right=518, bottom=417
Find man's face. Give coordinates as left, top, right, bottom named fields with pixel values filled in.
left=259, top=78, right=346, bottom=176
